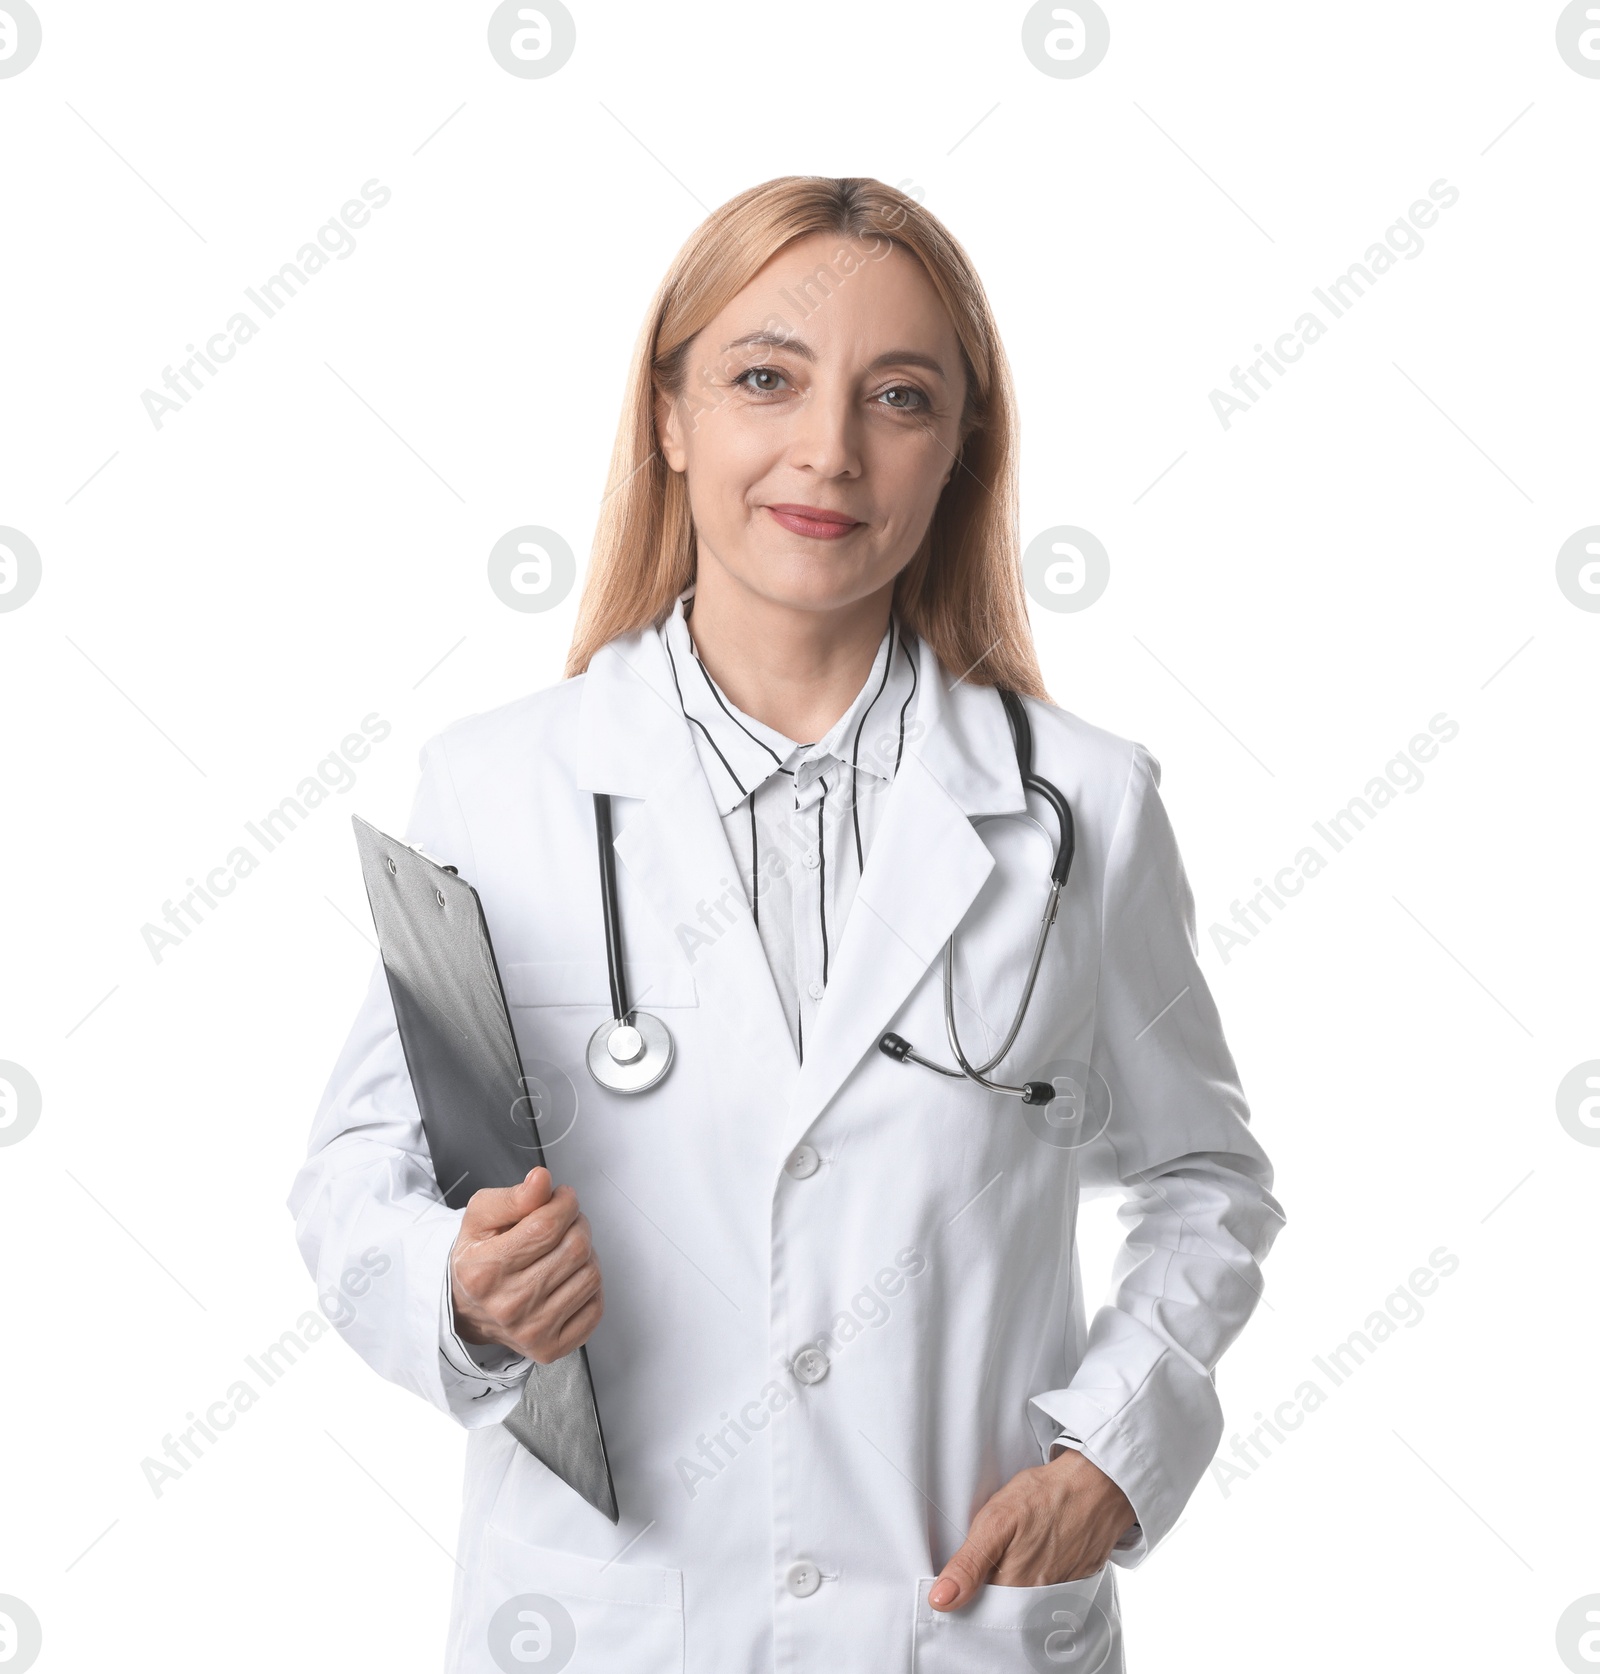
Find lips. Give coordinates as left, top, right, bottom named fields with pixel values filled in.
left=765, top=504, right=862, bottom=541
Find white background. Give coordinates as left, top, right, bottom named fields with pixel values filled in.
left=2, top=2, right=1597, bottom=1669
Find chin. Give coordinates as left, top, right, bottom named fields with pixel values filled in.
left=728, top=544, right=891, bottom=615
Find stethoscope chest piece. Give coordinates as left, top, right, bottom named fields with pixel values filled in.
left=587, top=1010, right=674, bottom=1095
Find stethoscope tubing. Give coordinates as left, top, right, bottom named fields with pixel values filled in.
left=586, top=688, right=1073, bottom=1105
left=879, top=689, right=1073, bottom=1106
left=589, top=792, right=675, bottom=1093
left=593, top=792, right=632, bottom=1024
left=942, top=879, right=1062, bottom=1080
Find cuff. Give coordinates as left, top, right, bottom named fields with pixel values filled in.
left=438, top=1257, right=531, bottom=1421
left=1044, top=1432, right=1145, bottom=1555
left=1027, top=1312, right=1225, bottom=1567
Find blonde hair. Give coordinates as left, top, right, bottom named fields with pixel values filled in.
left=565, top=175, right=1046, bottom=699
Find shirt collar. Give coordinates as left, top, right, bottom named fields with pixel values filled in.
left=658, top=590, right=920, bottom=816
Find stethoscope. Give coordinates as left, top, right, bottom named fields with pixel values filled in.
left=586, top=793, right=677, bottom=1094
left=585, top=689, right=1074, bottom=1103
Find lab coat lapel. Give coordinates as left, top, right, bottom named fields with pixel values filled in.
left=577, top=630, right=801, bottom=1088
left=778, top=641, right=1026, bottom=1159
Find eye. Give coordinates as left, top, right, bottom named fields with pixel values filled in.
left=735, top=365, right=789, bottom=396
left=877, top=384, right=930, bottom=413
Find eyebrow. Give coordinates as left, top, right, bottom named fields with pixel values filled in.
left=720, top=331, right=950, bottom=382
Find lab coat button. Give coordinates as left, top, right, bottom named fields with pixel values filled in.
left=792, top=1347, right=830, bottom=1385
left=806, top=980, right=823, bottom=1001
left=803, top=849, right=820, bottom=869
left=785, top=1559, right=822, bottom=1598
left=784, top=1144, right=820, bottom=1179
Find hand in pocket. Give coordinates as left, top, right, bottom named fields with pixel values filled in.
left=928, top=1449, right=1135, bottom=1612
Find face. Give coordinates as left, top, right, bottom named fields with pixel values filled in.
left=656, top=230, right=970, bottom=618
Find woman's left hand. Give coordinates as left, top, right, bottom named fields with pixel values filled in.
left=927, top=1449, right=1136, bottom=1612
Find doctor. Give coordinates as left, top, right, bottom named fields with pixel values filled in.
left=290, top=175, right=1284, bottom=1672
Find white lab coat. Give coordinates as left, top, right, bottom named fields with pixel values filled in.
left=289, top=623, right=1284, bottom=1673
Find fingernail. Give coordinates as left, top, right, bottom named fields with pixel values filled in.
left=929, top=1579, right=957, bottom=1608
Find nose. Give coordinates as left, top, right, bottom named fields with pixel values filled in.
left=786, top=378, right=862, bottom=479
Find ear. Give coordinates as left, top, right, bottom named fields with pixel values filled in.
left=656, top=387, right=687, bottom=474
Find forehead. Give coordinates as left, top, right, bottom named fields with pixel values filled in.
left=703, top=231, right=961, bottom=361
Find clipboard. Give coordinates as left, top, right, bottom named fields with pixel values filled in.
left=351, top=815, right=618, bottom=1523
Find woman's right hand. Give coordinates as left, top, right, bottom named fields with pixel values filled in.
left=449, top=1166, right=605, bottom=1363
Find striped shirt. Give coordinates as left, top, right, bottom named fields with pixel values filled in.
left=659, top=591, right=919, bottom=1062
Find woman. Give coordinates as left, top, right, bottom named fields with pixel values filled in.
left=290, top=176, right=1284, bottom=1673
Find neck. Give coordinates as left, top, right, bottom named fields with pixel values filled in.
left=686, top=563, right=894, bottom=743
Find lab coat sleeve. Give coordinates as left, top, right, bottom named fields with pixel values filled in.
left=1026, top=743, right=1286, bottom=1564
left=286, top=734, right=530, bottom=1429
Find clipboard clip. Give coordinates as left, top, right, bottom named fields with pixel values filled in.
left=406, top=841, right=458, bottom=875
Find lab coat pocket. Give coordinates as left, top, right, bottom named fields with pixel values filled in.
left=463, top=1527, right=683, bottom=1673
left=912, top=1566, right=1119, bottom=1674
